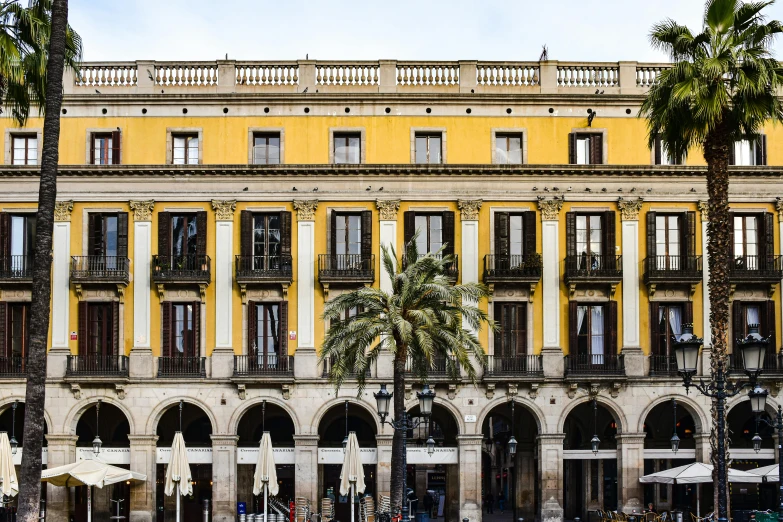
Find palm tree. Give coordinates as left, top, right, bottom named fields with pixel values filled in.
left=320, top=236, right=494, bottom=515
left=639, top=0, right=783, bottom=511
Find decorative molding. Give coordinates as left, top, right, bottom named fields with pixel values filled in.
left=537, top=197, right=564, bottom=221
left=376, top=199, right=401, bottom=221
left=115, top=384, right=126, bottom=400
left=70, top=383, right=81, bottom=400
left=237, top=384, right=246, bottom=400
left=293, top=200, right=318, bottom=221
left=485, top=383, right=495, bottom=400
left=698, top=200, right=709, bottom=222
left=282, top=384, right=291, bottom=400
left=129, top=200, right=155, bottom=222
left=211, top=199, right=236, bottom=220
left=777, top=198, right=783, bottom=222
left=529, top=383, right=539, bottom=399
left=448, top=383, right=457, bottom=400
left=617, top=197, right=644, bottom=221
left=54, top=200, right=74, bottom=222
left=458, top=199, right=482, bottom=220
left=507, top=384, right=518, bottom=397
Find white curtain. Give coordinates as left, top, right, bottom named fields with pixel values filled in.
left=746, top=306, right=760, bottom=327
left=669, top=306, right=683, bottom=337
left=591, top=307, right=604, bottom=363
left=577, top=306, right=587, bottom=336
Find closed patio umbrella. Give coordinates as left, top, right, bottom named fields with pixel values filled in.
left=0, top=433, right=18, bottom=497
left=253, top=432, right=279, bottom=522
left=164, top=432, right=193, bottom=522
left=340, top=432, right=366, bottom=522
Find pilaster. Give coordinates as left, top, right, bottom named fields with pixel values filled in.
left=45, top=434, right=78, bottom=522
left=616, top=432, right=646, bottom=513
left=212, top=200, right=237, bottom=379
left=457, top=434, right=483, bottom=522
left=211, top=435, right=239, bottom=522
left=49, top=201, right=73, bottom=379
left=699, top=201, right=712, bottom=352
left=376, top=200, right=400, bottom=380
left=293, top=200, right=319, bottom=379
left=459, top=200, right=482, bottom=335
left=130, top=200, right=155, bottom=378
left=694, top=433, right=710, bottom=463
left=539, top=198, right=565, bottom=377
left=538, top=433, right=565, bottom=522
left=375, top=433, right=393, bottom=499
left=128, top=434, right=159, bottom=522
left=618, top=198, right=645, bottom=377
left=294, top=435, right=319, bottom=503
left=777, top=198, right=783, bottom=348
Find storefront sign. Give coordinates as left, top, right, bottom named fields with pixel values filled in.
left=12, top=448, right=47, bottom=466
left=316, top=447, right=458, bottom=465
left=237, top=447, right=296, bottom=465
left=76, top=447, right=130, bottom=465
left=464, top=415, right=477, bottom=423
left=157, top=447, right=213, bottom=464
left=318, top=447, right=378, bottom=464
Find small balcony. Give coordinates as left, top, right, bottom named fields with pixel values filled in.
left=729, top=255, right=783, bottom=284
left=318, top=254, right=375, bottom=284
left=322, top=356, right=371, bottom=379
left=729, top=352, right=783, bottom=377
left=564, top=354, right=625, bottom=377
left=648, top=354, right=679, bottom=377
left=564, top=254, right=622, bottom=285
left=157, top=356, right=206, bottom=378
left=643, top=255, right=703, bottom=287
left=405, top=355, right=457, bottom=381
left=0, top=255, right=33, bottom=283
left=65, top=354, right=129, bottom=378
left=152, top=255, right=211, bottom=285
left=483, top=354, right=543, bottom=378
left=402, top=254, right=459, bottom=281
left=234, top=354, right=294, bottom=378
left=70, top=256, right=130, bottom=285
left=235, top=255, right=293, bottom=285
left=483, top=254, right=542, bottom=284
left=0, top=356, right=27, bottom=378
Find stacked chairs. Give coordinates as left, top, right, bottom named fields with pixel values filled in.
left=321, top=498, right=334, bottom=522
left=361, top=496, right=376, bottom=522
left=295, top=498, right=311, bottom=522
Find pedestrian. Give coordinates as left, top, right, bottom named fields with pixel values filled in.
left=485, top=492, right=494, bottom=514
left=498, top=491, right=505, bottom=514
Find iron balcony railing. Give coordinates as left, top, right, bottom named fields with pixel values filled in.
left=728, top=352, right=783, bottom=375
left=564, top=354, right=625, bottom=376
left=151, top=254, right=211, bottom=283
left=729, top=255, right=783, bottom=282
left=317, top=254, right=375, bottom=282
left=65, top=354, right=129, bottom=377
left=402, top=254, right=459, bottom=280
left=322, top=356, right=371, bottom=378
left=157, top=356, right=206, bottom=377
left=643, top=255, right=703, bottom=283
left=234, top=354, right=294, bottom=376
left=483, top=254, right=542, bottom=283
left=70, top=256, right=130, bottom=283
left=235, top=255, right=293, bottom=283
left=0, top=255, right=33, bottom=281
left=405, top=355, right=456, bottom=379
left=648, top=354, right=679, bottom=377
left=484, top=355, right=543, bottom=377
left=0, top=356, right=27, bottom=377
left=564, top=254, right=622, bottom=281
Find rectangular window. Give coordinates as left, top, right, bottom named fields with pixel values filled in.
left=495, top=134, right=523, bottom=164
left=414, top=214, right=443, bottom=254
left=333, top=213, right=362, bottom=256
left=7, top=302, right=29, bottom=359
left=415, top=133, right=442, bottom=164
left=172, top=134, right=199, bottom=165
left=576, top=304, right=605, bottom=362
left=91, top=133, right=114, bottom=165
left=11, top=135, right=37, bottom=165
left=576, top=215, right=603, bottom=269
left=495, top=302, right=527, bottom=356
left=654, top=303, right=684, bottom=357
left=253, top=213, right=281, bottom=269
left=89, top=214, right=118, bottom=257
left=253, top=133, right=281, bottom=165
left=734, top=215, right=759, bottom=269
left=171, top=303, right=196, bottom=357
left=654, top=137, right=682, bottom=165
left=571, top=133, right=603, bottom=165
left=733, top=140, right=757, bottom=166
left=86, top=302, right=114, bottom=356
left=252, top=302, right=281, bottom=365
left=655, top=215, right=681, bottom=269
left=509, top=214, right=524, bottom=257
left=333, top=133, right=361, bottom=164
left=9, top=215, right=35, bottom=273
left=171, top=214, right=199, bottom=258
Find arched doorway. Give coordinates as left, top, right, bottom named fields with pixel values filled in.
left=156, top=402, right=213, bottom=522
left=74, top=402, right=131, bottom=522
left=236, top=401, right=296, bottom=515
left=481, top=401, right=539, bottom=522
left=727, top=400, right=776, bottom=513
left=563, top=400, right=619, bottom=521
left=0, top=402, right=48, bottom=512
left=317, top=401, right=378, bottom=522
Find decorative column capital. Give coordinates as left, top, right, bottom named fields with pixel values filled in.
left=458, top=199, right=482, bottom=220
left=698, top=200, right=709, bottom=221
left=53, top=200, right=74, bottom=222
left=617, top=197, right=644, bottom=221
left=293, top=200, right=319, bottom=221
left=776, top=198, right=783, bottom=222
left=376, top=199, right=401, bottom=220
left=129, top=200, right=155, bottom=222
left=537, top=197, right=564, bottom=221
left=211, top=199, right=237, bottom=221
left=127, top=434, right=160, bottom=445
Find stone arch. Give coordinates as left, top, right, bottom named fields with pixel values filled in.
left=310, top=396, right=382, bottom=435
left=557, top=394, right=628, bottom=434
left=64, top=397, right=136, bottom=436
left=228, top=397, right=301, bottom=436
left=145, top=396, right=218, bottom=435
left=476, top=395, right=547, bottom=434
left=0, top=398, right=51, bottom=434
left=404, top=396, right=466, bottom=435
left=726, top=393, right=780, bottom=417
left=636, top=394, right=708, bottom=434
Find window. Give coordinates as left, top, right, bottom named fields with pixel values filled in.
left=415, top=133, right=442, bottom=164
left=333, top=133, right=361, bottom=164
left=654, top=137, right=682, bottom=165
left=170, top=303, right=197, bottom=357
left=575, top=304, right=606, bottom=362
left=86, top=302, right=115, bottom=356
left=253, top=133, right=281, bottom=165
left=172, top=134, right=199, bottom=165
left=5, top=302, right=30, bottom=359
left=730, top=136, right=767, bottom=166
left=11, top=135, right=37, bottom=165
left=495, top=134, right=523, bottom=164
left=414, top=214, right=442, bottom=254
left=652, top=303, right=686, bottom=357
left=7, top=215, right=35, bottom=273
left=252, top=302, right=281, bottom=364
left=495, top=302, right=527, bottom=356
left=171, top=215, right=199, bottom=258
left=733, top=215, right=759, bottom=268
left=569, top=132, right=603, bottom=165
left=576, top=215, right=603, bottom=269
left=90, top=131, right=120, bottom=165
left=253, top=213, right=281, bottom=268
left=333, top=213, right=362, bottom=256
left=733, top=300, right=775, bottom=352
left=655, top=215, right=681, bottom=269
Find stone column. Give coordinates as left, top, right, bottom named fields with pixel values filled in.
left=516, top=447, right=536, bottom=520
left=293, top=201, right=319, bottom=379
left=457, top=434, right=483, bottom=522
left=128, top=434, right=159, bottom=522
left=45, top=434, right=78, bottom=522
left=294, top=434, right=319, bottom=503
left=211, top=435, right=239, bottom=522
left=211, top=200, right=237, bottom=378
left=777, top=199, right=783, bottom=349
left=538, top=198, right=565, bottom=378
left=538, top=433, right=565, bottom=522
left=459, top=200, right=482, bottom=335
left=129, top=200, right=155, bottom=378
left=48, top=201, right=73, bottom=379
left=376, top=433, right=393, bottom=499
left=618, top=198, right=645, bottom=377
left=617, top=432, right=646, bottom=513
left=694, top=433, right=710, bottom=464
left=377, top=201, right=400, bottom=381
left=698, top=202, right=712, bottom=374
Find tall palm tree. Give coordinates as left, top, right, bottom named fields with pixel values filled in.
left=320, top=237, right=494, bottom=514
left=640, top=0, right=783, bottom=511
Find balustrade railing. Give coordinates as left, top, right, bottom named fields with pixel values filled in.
left=316, top=62, right=380, bottom=86
left=636, top=64, right=670, bottom=87
left=157, top=356, right=206, bottom=377
left=476, top=62, right=539, bottom=86
left=565, top=354, right=625, bottom=376
left=0, top=356, right=27, bottom=377
left=154, top=63, right=219, bottom=87
left=152, top=255, right=211, bottom=282
left=484, top=355, right=543, bottom=376
left=66, top=355, right=129, bottom=377
left=234, top=355, right=294, bottom=376
left=318, top=254, right=375, bottom=281
left=76, top=63, right=138, bottom=87
left=649, top=354, right=679, bottom=377
left=396, top=62, right=459, bottom=86
left=71, top=256, right=130, bottom=282
left=557, top=63, right=620, bottom=87
left=236, top=62, right=299, bottom=86
left=0, top=256, right=33, bottom=280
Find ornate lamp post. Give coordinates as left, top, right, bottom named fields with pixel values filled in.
left=9, top=401, right=18, bottom=455
left=590, top=397, right=600, bottom=456
left=374, top=384, right=436, bottom=521
left=671, top=398, right=680, bottom=454
left=748, top=383, right=783, bottom=522
left=92, top=400, right=102, bottom=457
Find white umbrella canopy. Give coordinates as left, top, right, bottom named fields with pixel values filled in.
left=164, top=432, right=193, bottom=497
left=253, top=432, right=279, bottom=496
left=340, top=432, right=366, bottom=496
left=0, top=433, right=18, bottom=496
left=41, top=458, right=146, bottom=488
left=639, top=462, right=763, bottom=484
left=747, top=464, right=779, bottom=482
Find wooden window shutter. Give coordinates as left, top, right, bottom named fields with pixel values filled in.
left=649, top=301, right=659, bottom=356
left=494, top=212, right=510, bottom=257
left=684, top=301, right=694, bottom=326
left=732, top=301, right=744, bottom=352
left=247, top=301, right=257, bottom=355
left=78, top=301, right=88, bottom=355
left=88, top=213, right=100, bottom=256
left=157, top=212, right=171, bottom=258
left=0, top=212, right=8, bottom=262
left=568, top=301, right=578, bottom=355
left=112, top=301, right=120, bottom=356
left=196, top=211, right=208, bottom=257
left=756, top=135, right=767, bottom=166
left=111, top=131, right=121, bottom=165
left=89, top=133, right=95, bottom=165
left=763, top=212, right=775, bottom=262
left=192, top=301, right=201, bottom=358
left=685, top=211, right=697, bottom=260
left=442, top=211, right=455, bottom=259
left=403, top=211, right=416, bottom=245
left=240, top=211, right=253, bottom=258
left=590, top=134, right=603, bottom=165
left=654, top=137, right=662, bottom=165
left=523, top=212, right=536, bottom=257
left=0, top=302, right=6, bottom=357
left=161, top=301, right=172, bottom=357
left=280, top=301, right=289, bottom=355
left=565, top=212, right=577, bottom=260
left=280, top=211, right=292, bottom=256
left=603, top=211, right=617, bottom=261
left=728, top=212, right=735, bottom=258
left=117, top=212, right=128, bottom=261
left=519, top=303, right=528, bottom=355
left=361, top=210, right=373, bottom=259
left=568, top=133, right=576, bottom=164
left=729, top=142, right=736, bottom=166
left=765, top=299, right=776, bottom=351
left=606, top=301, right=618, bottom=356
left=646, top=212, right=657, bottom=260
left=330, top=211, right=338, bottom=257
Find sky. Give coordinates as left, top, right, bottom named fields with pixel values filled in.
left=69, top=0, right=783, bottom=63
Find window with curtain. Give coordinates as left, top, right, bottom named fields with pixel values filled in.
left=172, top=134, right=199, bottom=165
left=171, top=214, right=199, bottom=262
left=495, top=302, right=527, bottom=357
left=576, top=215, right=603, bottom=270
left=9, top=215, right=35, bottom=273
left=733, top=140, right=757, bottom=166
left=253, top=302, right=280, bottom=367
left=655, top=304, right=683, bottom=357
left=172, top=303, right=196, bottom=357
left=253, top=133, right=281, bottom=165
left=252, top=213, right=281, bottom=269
left=415, top=133, right=442, bottom=164
left=576, top=305, right=604, bottom=363
left=495, top=134, right=523, bottom=164
left=333, top=133, right=361, bottom=164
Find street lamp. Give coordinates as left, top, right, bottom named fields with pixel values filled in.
left=342, top=400, right=349, bottom=451
left=9, top=401, right=18, bottom=455
left=670, top=398, right=680, bottom=454
left=590, top=397, right=600, bottom=456
left=92, top=400, right=103, bottom=457
left=508, top=399, right=517, bottom=458
left=374, top=384, right=436, bottom=521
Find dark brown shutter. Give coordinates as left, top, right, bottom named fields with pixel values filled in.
left=568, top=133, right=576, bottom=164
left=161, top=301, right=172, bottom=357
left=196, top=211, right=207, bottom=257
left=247, top=301, right=257, bottom=355
left=361, top=210, right=373, bottom=259
left=569, top=301, right=578, bottom=356
left=0, top=302, right=6, bottom=358
left=654, top=137, right=662, bottom=165
left=766, top=300, right=776, bottom=351
left=590, top=134, right=603, bottom=165
left=111, top=131, right=121, bottom=165
left=646, top=212, right=657, bottom=262
left=523, top=212, right=536, bottom=257
left=732, top=301, right=744, bottom=352
left=78, top=301, right=88, bottom=355
left=403, top=211, right=416, bottom=246
left=566, top=212, right=577, bottom=260
left=280, top=301, right=289, bottom=355
left=604, top=211, right=616, bottom=266
left=729, top=142, right=736, bottom=166
left=728, top=212, right=735, bottom=259
left=0, top=213, right=8, bottom=262
left=764, top=212, right=775, bottom=262
left=158, top=212, right=171, bottom=258
left=89, top=133, right=95, bottom=165
left=117, top=212, right=128, bottom=261
left=684, top=301, right=694, bottom=326
left=649, top=301, right=660, bottom=356
left=685, top=211, right=696, bottom=262
left=192, top=301, right=201, bottom=358
left=606, top=301, right=618, bottom=356
left=495, top=212, right=509, bottom=257
left=441, top=211, right=455, bottom=259
left=330, top=211, right=338, bottom=257
left=280, top=211, right=292, bottom=256
left=240, top=211, right=253, bottom=258
left=112, top=300, right=120, bottom=356
left=756, top=135, right=767, bottom=166
left=88, top=213, right=99, bottom=256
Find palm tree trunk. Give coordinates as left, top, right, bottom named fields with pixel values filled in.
left=16, top=1, right=69, bottom=520
left=390, top=346, right=407, bottom=516
left=703, top=122, right=731, bottom=517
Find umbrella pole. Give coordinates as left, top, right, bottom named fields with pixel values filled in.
left=697, top=484, right=700, bottom=518
left=176, top=487, right=181, bottom=522
left=87, top=485, right=92, bottom=522
left=265, top=483, right=268, bottom=522
left=351, top=483, right=355, bottom=522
